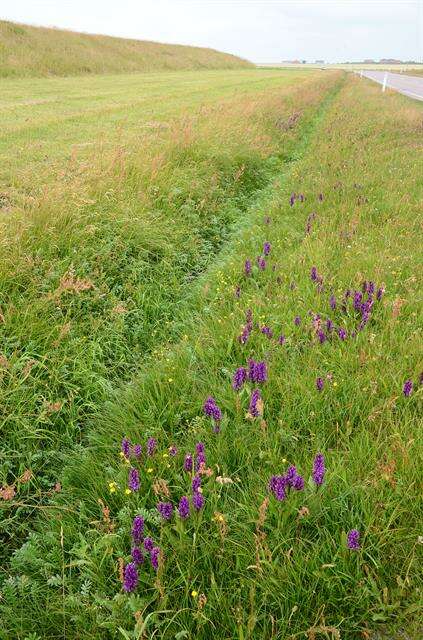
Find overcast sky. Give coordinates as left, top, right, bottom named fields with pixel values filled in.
left=1, top=0, right=421, bottom=63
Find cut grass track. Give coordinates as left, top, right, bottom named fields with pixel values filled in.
left=0, top=73, right=421, bottom=638
left=0, top=68, right=316, bottom=184
left=0, top=69, right=336, bottom=566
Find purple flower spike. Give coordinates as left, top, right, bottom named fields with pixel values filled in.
left=347, top=529, right=360, bottom=550
left=239, top=323, right=252, bottom=345
left=235, top=285, right=241, bottom=298
left=353, top=291, right=363, bottom=311
left=261, top=325, right=273, bottom=338
left=290, top=193, right=295, bottom=206
left=131, top=515, right=144, bottom=543
left=376, top=287, right=384, bottom=301
left=183, top=453, right=193, bottom=473
left=121, top=438, right=131, bottom=458
left=203, top=396, right=222, bottom=428
left=248, top=360, right=268, bottom=384
left=330, top=295, right=336, bottom=310
left=278, top=334, right=286, bottom=345
left=192, top=475, right=201, bottom=492
left=169, top=445, right=178, bottom=456
left=338, top=327, right=347, bottom=340
left=232, top=366, right=248, bottom=391
left=123, top=562, right=138, bottom=593
left=326, top=319, right=334, bottom=332
left=196, top=441, right=205, bottom=455
left=157, top=502, right=173, bottom=521
left=257, top=257, right=266, bottom=271
left=133, top=444, right=142, bottom=459
left=293, top=474, right=305, bottom=491
left=192, top=491, right=204, bottom=511
left=286, top=466, right=297, bottom=485
left=245, top=259, right=252, bottom=276
left=294, top=315, right=301, bottom=326
left=317, top=330, right=327, bottom=344
left=143, top=537, right=154, bottom=552
left=403, top=380, right=413, bottom=397
left=178, top=496, right=190, bottom=519
left=131, top=547, right=145, bottom=565
left=263, top=242, right=271, bottom=256
left=311, top=266, right=318, bottom=281
left=150, top=547, right=160, bottom=571
left=269, top=475, right=288, bottom=501
left=128, top=467, right=140, bottom=492
left=312, top=453, right=325, bottom=486
left=316, top=377, right=324, bottom=392
left=249, top=388, right=262, bottom=417
left=195, top=444, right=206, bottom=471
left=147, top=438, right=157, bottom=457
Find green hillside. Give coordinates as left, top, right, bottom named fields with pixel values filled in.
left=0, top=20, right=252, bottom=77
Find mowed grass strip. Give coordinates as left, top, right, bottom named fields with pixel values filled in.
left=1, top=75, right=421, bottom=638
left=0, top=71, right=339, bottom=562
left=0, top=68, right=316, bottom=183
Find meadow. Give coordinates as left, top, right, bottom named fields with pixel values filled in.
left=0, top=63, right=422, bottom=639
left=0, top=67, right=327, bottom=563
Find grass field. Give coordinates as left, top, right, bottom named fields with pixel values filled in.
left=0, top=64, right=422, bottom=639
left=0, top=68, right=315, bottom=184
left=0, top=67, right=327, bottom=564
left=0, top=20, right=251, bottom=77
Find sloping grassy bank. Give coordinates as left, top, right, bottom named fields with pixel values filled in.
left=0, top=72, right=340, bottom=566
left=2, top=75, right=421, bottom=638
left=0, top=20, right=251, bottom=78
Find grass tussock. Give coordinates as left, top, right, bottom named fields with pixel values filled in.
left=0, top=19, right=252, bottom=78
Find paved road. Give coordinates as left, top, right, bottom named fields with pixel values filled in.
left=359, top=70, right=423, bottom=101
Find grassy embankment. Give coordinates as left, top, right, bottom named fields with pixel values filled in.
left=0, top=20, right=251, bottom=77
left=1, top=73, right=422, bottom=638
left=0, top=69, right=335, bottom=563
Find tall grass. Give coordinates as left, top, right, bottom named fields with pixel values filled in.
left=0, top=71, right=340, bottom=569
left=0, top=20, right=251, bottom=78
left=1, top=73, right=421, bottom=638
